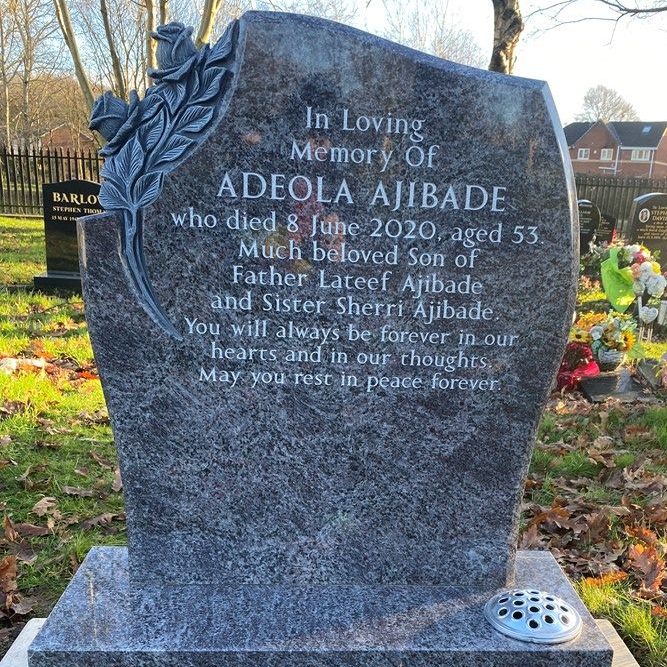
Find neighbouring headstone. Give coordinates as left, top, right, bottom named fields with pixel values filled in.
left=577, top=199, right=601, bottom=251
left=597, top=212, right=616, bottom=244
left=33, top=179, right=102, bottom=291
left=628, top=192, right=667, bottom=264
left=28, top=12, right=612, bottom=667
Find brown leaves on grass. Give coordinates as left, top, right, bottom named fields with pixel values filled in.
left=628, top=543, right=666, bottom=595
left=522, top=394, right=667, bottom=611
left=0, top=525, right=34, bottom=619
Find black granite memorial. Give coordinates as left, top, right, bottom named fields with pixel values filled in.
left=33, top=179, right=103, bottom=291
left=27, top=12, right=612, bottom=667
left=577, top=199, right=601, bottom=252
left=628, top=192, right=667, bottom=264
left=597, top=212, right=616, bottom=244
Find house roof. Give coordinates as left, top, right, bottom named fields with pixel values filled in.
left=607, top=122, right=667, bottom=148
left=564, top=122, right=593, bottom=146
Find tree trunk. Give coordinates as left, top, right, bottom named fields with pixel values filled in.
left=0, top=11, right=12, bottom=148
left=52, top=0, right=95, bottom=113
left=145, top=0, right=156, bottom=71
left=489, top=0, right=523, bottom=74
left=196, top=0, right=223, bottom=48
left=100, top=0, right=127, bottom=99
left=159, top=0, right=169, bottom=25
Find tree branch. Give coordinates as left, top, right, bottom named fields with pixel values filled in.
left=51, top=0, right=95, bottom=113
left=100, top=0, right=127, bottom=99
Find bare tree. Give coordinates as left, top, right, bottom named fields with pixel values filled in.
left=489, top=0, right=523, bottom=73
left=53, top=0, right=235, bottom=112
left=260, top=0, right=357, bottom=23
left=382, top=0, right=487, bottom=68
left=0, top=1, right=21, bottom=146
left=576, top=85, right=639, bottom=122
left=53, top=0, right=95, bottom=111
left=530, top=0, right=667, bottom=29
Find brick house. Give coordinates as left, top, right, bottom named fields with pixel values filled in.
left=39, top=123, right=98, bottom=152
left=564, top=121, right=667, bottom=177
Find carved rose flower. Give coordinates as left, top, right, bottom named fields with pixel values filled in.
left=90, top=91, right=142, bottom=156
left=150, top=22, right=199, bottom=82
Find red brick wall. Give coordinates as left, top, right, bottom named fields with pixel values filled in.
left=568, top=122, right=618, bottom=176
left=569, top=123, right=667, bottom=178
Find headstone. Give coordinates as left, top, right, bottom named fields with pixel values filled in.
left=28, top=12, right=612, bottom=667
left=577, top=199, right=601, bottom=251
left=628, top=192, right=667, bottom=265
left=33, top=179, right=103, bottom=291
left=598, top=212, right=616, bottom=244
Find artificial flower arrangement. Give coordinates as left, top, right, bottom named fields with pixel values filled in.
left=570, top=311, right=638, bottom=371
left=601, top=243, right=666, bottom=322
left=556, top=340, right=599, bottom=391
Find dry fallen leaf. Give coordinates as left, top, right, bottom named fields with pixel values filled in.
left=89, top=451, right=114, bottom=470
left=80, top=513, right=118, bottom=530
left=62, top=486, right=95, bottom=497
left=0, top=555, right=18, bottom=594
left=112, top=468, right=122, bottom=493
left=14, top=523, right=50, bottom=537
left=628, top=543, right=667, bottom=594
left=3, top=515, right=19, bottom=543
left=31, top=497, right=57, bottom=517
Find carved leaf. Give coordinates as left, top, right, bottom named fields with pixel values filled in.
left=140, top=109, right=167, bottom=153
left=178, top=105, right=214, bottom=134
left=208, top=22, right=234, bottom=64
left=161, top=82, right=187, bottom=112
left=133, top=172, right=163, bottom=208
left=99, top=181, right=128, bottom=211
left=99, top=162, right=123, bottom=189
left=154, top=135, right=194, bottom=166
left=141, top=93, right=163, bottom=122
left=115, top=137, right=144, bottom=189
left=195, top=67, right=226, bottom=103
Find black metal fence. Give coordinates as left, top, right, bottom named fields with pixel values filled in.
left=0, top=146, right=102, bottom=215
left=575, top=174, right=667, bottom=236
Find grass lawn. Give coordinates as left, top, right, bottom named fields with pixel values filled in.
left=0, top=216, right=666, bottom=665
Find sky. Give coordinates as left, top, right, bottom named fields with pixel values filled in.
left=355, top=0, right=667, bottom=126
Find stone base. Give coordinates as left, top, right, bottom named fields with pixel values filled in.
left=33, top=272, right=81, bottom=293
left=28, top=547, right=612, bottom=667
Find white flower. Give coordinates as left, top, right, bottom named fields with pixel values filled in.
left=633, top=280, right=646, bottom=295
left=590, top=325, right=604, bottom=340
left=646, top=274, right=667, bottom=297
left=627, top=245, right=642, bottom=254
left=639, top=262, right=655, bottom=277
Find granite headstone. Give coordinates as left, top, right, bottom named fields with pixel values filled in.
left=33, top=179, right=102, bottom=291
left=28, top=12, right=611, bottom=667
left=577, top=199, right=600, bottom=252
left=597, top=212, right=616, bottom=244
left=628, top=192, right=667, bottom=265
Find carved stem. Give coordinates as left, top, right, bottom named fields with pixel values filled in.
left=121, top=208, right=181, bottom=339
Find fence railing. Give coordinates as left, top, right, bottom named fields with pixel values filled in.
left=575, top=174, right=667, bottom=236
left=0, top=146, right=102, bottom=215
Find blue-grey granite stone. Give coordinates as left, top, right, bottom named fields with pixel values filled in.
left=28, top=547, right=612, bottom=667
left=28, top=9, right=612, bottom=667
left=72, top=11, right=577, bottom=591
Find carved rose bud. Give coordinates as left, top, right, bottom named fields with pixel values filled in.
left=150, top=23, right=198, bottom=82
left=90, top=91, right=142, bottom=157
left=89, top=92, right=131, bottom=142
